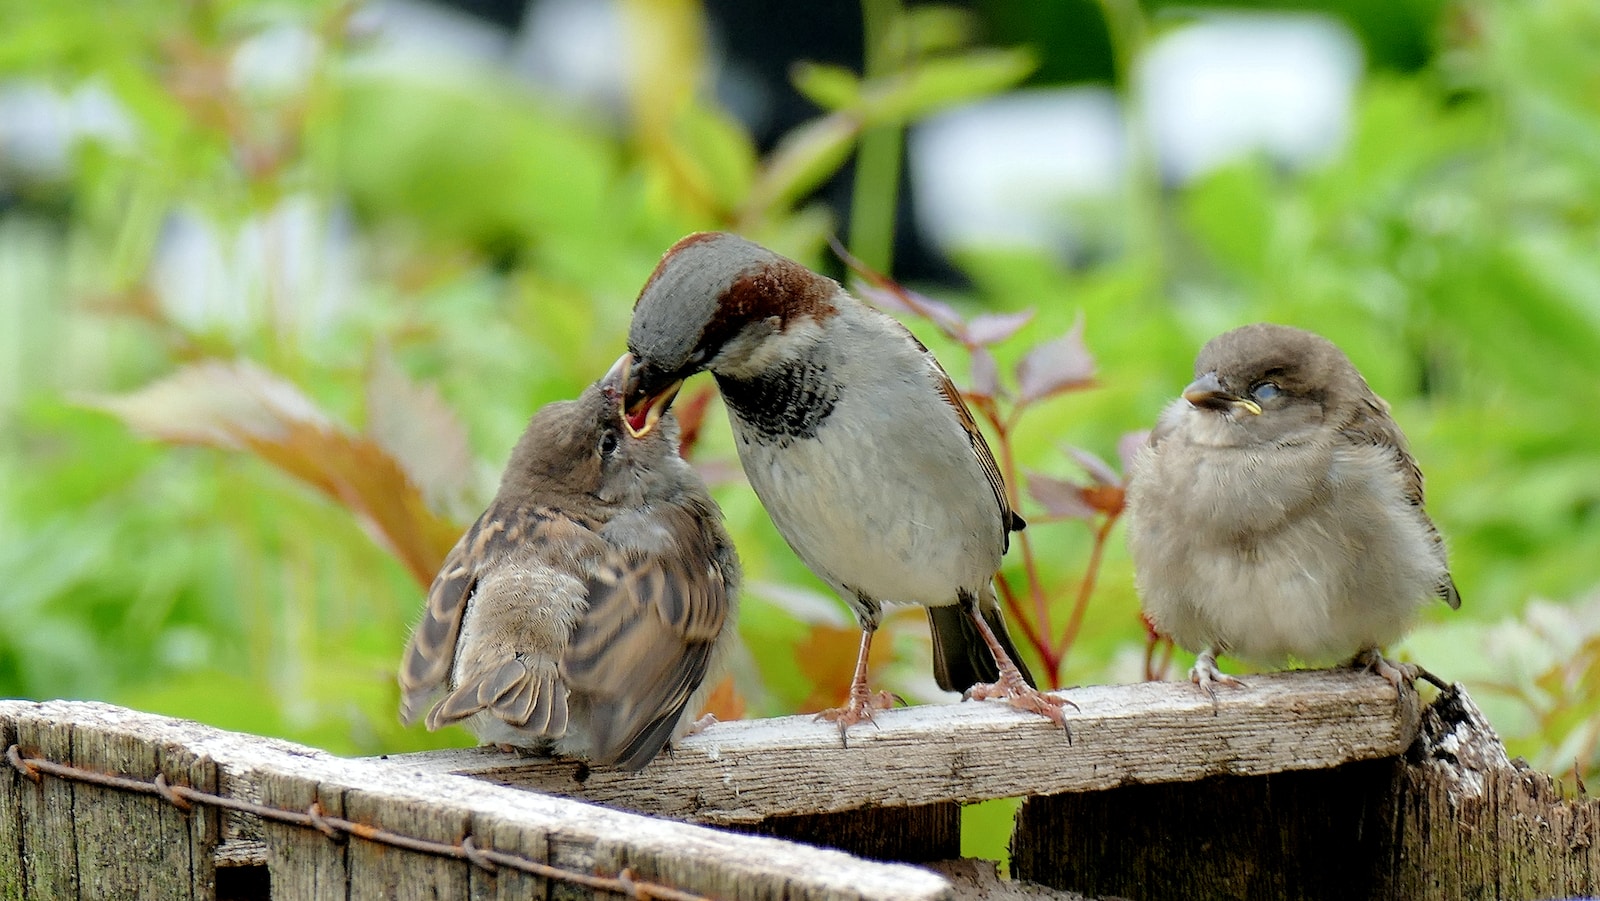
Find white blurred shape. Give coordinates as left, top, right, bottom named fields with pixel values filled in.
left=910, top=88, right=1126, bottom=253
left=231, top=23, right=322, bottom=99
left=513, top=0, right=630, bottom=112
left=1139, top=13, right=1362, bottom=183
left=153, top=196, right=356, bottom=340
left=353, top=0, right=513, bottom=71
left=0, top=79, right=135, bottom=183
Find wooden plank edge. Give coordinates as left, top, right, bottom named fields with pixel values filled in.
left=378, top=668, right=1421, bottom=823
left=0, top=700, right=951, bottom=901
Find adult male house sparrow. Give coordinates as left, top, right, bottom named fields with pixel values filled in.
left=618, top=231, right=1068, bottom=734
left=398, top=359, right=739, bottom=770
left=1126, top=323, right=1459, bottom=698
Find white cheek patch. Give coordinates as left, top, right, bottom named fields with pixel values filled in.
left=713, top=315, right=827, bottom=379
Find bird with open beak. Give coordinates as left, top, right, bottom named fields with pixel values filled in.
left=618, top=232, right=1070, bottom=737
left=398, top=358, right=740, bottom=770
left=1126, top=323, right=1459, bottom=700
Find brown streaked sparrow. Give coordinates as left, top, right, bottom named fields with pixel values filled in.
left=618, top=231, right=1069, bottom=736
left=1126, top=323, right=1459, bottom=699
left=398, top=359, right=740, bottom=770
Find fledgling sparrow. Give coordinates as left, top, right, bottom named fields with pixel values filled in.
left=618, top=232, right=1069, bottom=736
left=1126, top=323, right=1460, bottom=699
left=398, top=359, right=740, bottom=770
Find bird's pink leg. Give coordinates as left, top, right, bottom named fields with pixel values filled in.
left=815, top=629, right=897, bottom=743
left=963, top=609, right=1076, bottom=735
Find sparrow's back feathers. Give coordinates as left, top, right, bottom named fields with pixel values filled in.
left=398, top=380, right=738, bottom=770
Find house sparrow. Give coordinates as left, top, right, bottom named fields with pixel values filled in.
left=398, top=358, right=740, bottom=770
left=618, top=231, right=1068, bottom=736
left=1126, top=323, right=1460, bottom=699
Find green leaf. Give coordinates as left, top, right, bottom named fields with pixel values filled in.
left=791, top=62, right=861, bottom=112
left=861, top=47, right=1038, bottom=125
left=741, top=113, right=862, bottom=221
left=897, top=5, right=977, bottom=57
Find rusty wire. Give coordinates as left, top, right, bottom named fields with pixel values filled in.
left=5, top=743, right=712, bottom=901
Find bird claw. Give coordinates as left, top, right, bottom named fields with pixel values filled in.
left=684, top=713, right=720, bottom=736
left=1352, top=649, right=1444, bottom=695
left=965, top=671, right=1077, bottom=741
left=1190, top=651, right=1246, bottom=713
left=815, top=690, right=898, bottom=745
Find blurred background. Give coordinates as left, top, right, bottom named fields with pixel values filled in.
left=2, top=0, right=1597, bottom=859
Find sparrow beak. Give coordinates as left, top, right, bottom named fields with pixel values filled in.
left=1183, top=371, right=1262, bottom=416
left=611, top=353, right=684, bottom=438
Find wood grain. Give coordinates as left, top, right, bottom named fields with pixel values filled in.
left=0, top=699, right=951, bottom=901
left=379, top=669, right=1420, bottom=824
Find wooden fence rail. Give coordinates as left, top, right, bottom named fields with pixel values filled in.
left=2, top=670, right=1595, bottom=900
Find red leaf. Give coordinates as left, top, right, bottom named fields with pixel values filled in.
left=88, top=359, right=460, bottom=589
left=855, top=284, right=968, bottom=338
left=1118, top=429, right=1153, bottom=474
left=829, top=234, right=969, bottom=339
left=965, top=310, right=1034, bottom=347
left=1024, top=471, right=1097, bottom=522
left=967, top=346, right=1002, bottom=401
left=672, top=382, right=719, bottom=460
left=366, top=351, right=474, bottom=517
left=1066, top=446, right=1121, bottom=488
left=1015, top=315, right=1095, bottom=404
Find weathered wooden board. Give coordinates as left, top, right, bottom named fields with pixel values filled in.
left=3, top=700, right=221, bottom=901
left=1010, top=758, right=1400, bottom=900
left=0, top=700, right=952, bottom=901
left=379, top=669, right=1419, bottom=824
left=1378, top=686, right=1600, bottom=900
left=1010, top=685, right=1600, bottom=901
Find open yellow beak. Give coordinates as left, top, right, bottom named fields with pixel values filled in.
left=607, top=353, right=683, bottom=438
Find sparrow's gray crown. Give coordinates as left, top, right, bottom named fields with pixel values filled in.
left=623, top=232, right=839, bottom=419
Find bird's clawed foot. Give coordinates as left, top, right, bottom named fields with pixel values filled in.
left=815, top=689, right=899, bottom=745
left=1352, top=648, right=1446, bottom=695
left=1190, top=648, right=1246, bottom=713
left=684, top=713, right=720, bottom=736
left=965, top=668, right=1077, bottom=739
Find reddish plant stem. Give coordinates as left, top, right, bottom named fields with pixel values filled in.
left=1054, top=513, right=1118, bottom=662
left=994, top=572, right=1052, bottom=674
left=997, top=407, right=1056, bottom=666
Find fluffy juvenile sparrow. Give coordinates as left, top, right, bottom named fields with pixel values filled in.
left=1126, top=323, right=1460, bottom=698
left=619, top=232, right=1068, bottom=735
left=398, top=359, right=739, bottom=770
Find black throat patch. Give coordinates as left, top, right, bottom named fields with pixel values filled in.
left=717, top=360, right=839, bottom=445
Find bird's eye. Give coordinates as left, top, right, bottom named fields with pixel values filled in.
left=1250, top=381, right=1282, bottom=402
left=598, top=429, right=620, bottom=457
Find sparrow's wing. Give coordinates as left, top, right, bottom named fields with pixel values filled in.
left=398, top=512, right=487, bottom=726
left=1338, top=394, right=1462, bottom=609
left=420, top=544, right=595, bottom=740
left=901, top=328, right=1026, bottom=538
left=398, top=503, right=595, bottom=728
left=560, top=503, right=734, bottom=770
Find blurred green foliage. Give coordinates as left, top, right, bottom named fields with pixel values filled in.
left=0, top=0, right=1596, bottom=851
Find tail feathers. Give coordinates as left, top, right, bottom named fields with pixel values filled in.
left=425, top=657, right=571, bottom=741
left=573, top=640, right=711, bottom=771
left=1439, top=573, right=1462, bottom=610
left=928, top=603, right=1038, bottom=693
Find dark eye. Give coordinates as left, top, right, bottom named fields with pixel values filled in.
left=1250, top=381, right=1282, bottom=402
left=598, top=429, right=620, bottom=457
